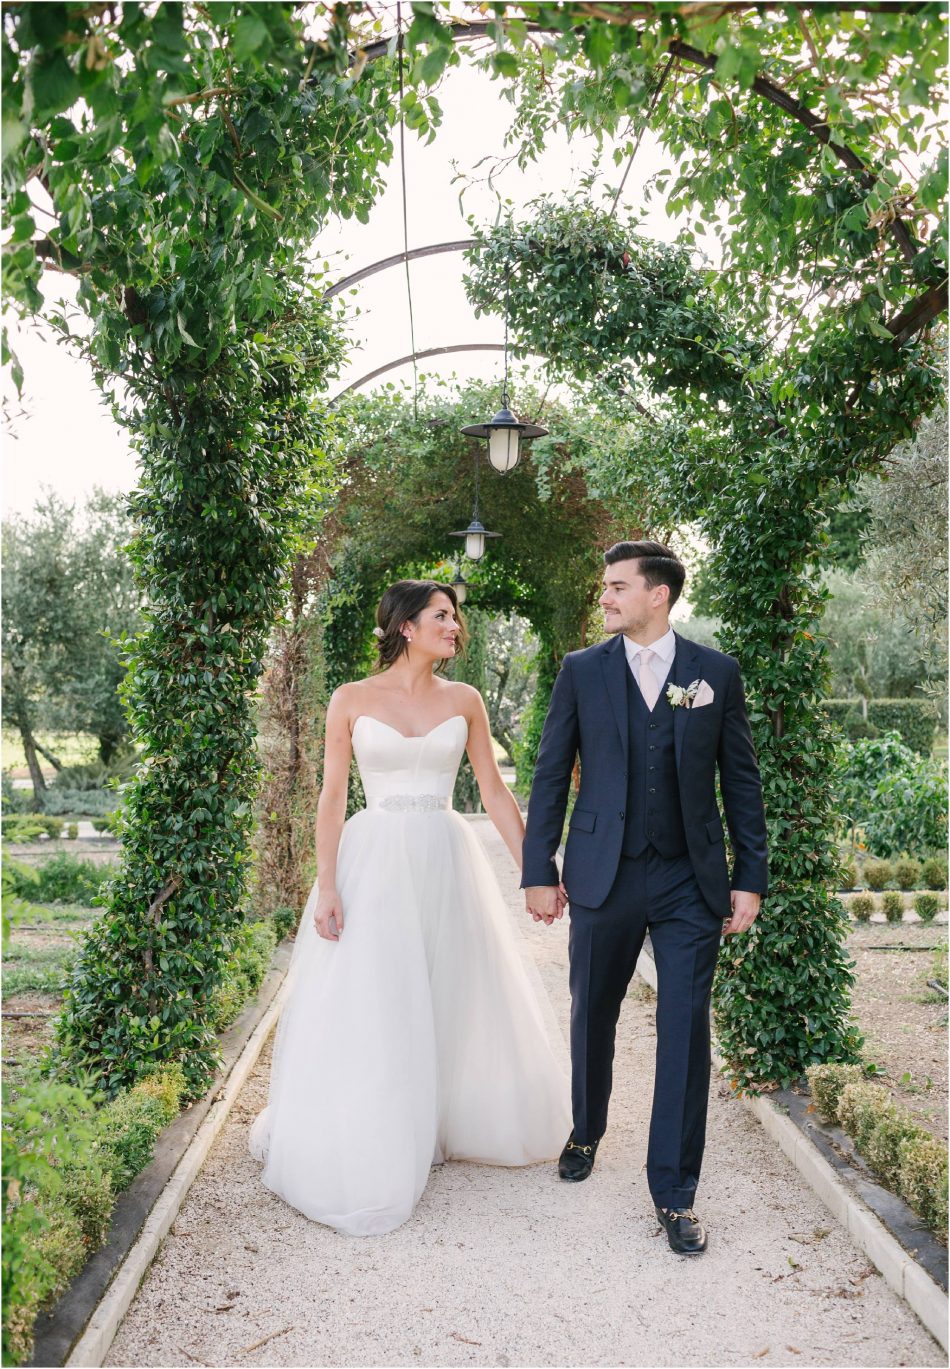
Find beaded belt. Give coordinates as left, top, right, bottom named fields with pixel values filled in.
left=371, top=794, right=451, bottom=813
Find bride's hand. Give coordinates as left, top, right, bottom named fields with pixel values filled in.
left=314, top=890, right=344, bottom=941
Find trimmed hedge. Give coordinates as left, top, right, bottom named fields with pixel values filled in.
left=823, top=699, right=936, bottom=754
left=2, top=816, right=64, bottom=843
left=806, top=1064, right=949, bottom=1238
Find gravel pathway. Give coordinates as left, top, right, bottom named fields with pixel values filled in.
left=107, top=821, right=943, bottom=1368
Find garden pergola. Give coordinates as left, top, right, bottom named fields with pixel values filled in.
left=2, top=2, right=944, bottom=1101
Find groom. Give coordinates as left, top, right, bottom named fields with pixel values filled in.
left=522, top=540, right=768, bottom=1254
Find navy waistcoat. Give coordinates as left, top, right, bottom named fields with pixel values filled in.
left=622, top=663, right=688, bottom=858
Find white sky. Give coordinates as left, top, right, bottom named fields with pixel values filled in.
left=2, top=51, right=711, bottom=518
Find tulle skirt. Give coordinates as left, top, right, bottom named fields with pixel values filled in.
left=249, top=809, right=571, bottom=1236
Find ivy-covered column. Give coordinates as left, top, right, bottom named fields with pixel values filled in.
left=55, top=329, right=341, bottom=1093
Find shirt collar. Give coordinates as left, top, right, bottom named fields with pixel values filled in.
left=623, top=626, right=676, bottom=668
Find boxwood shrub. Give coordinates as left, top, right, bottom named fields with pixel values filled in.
left=922, top=857, right=948, bottom=891
left=849, top=894, right=875, bottom=923
left=864, top=858, right=893, bottom=891
left=881, top=891, right=905, bottom=924
left=913, top=893, right=940, bottom=923
left=806, top=1064, right=949, bottom=1238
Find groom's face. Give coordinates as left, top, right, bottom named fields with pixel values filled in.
left=599, top=559, right=669, bottom=637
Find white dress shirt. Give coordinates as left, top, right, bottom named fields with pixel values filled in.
left=623, top=626, right=676, bottom=699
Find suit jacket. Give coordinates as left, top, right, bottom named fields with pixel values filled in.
left=521, top=631, right=768, bottom=914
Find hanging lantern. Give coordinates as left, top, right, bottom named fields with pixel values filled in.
left=460, top=261, right=547, bottom=472
left=451, top=517, right=500, bottom=563
left=451, top=448, right=500, bottom=563
left=461, top=405, right=548, bottom=474
left=451, top=564, right=469, bottom=604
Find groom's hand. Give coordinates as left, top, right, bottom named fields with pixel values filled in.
left=723, top=890, right=761, bottom=936
left=524, top=885, right=563, bottom=925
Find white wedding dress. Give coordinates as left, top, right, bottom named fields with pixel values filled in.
left=249, top=713, right=571, bottom=1236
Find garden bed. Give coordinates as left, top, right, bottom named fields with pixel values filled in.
left=2, top=851, right=286, bottom=1366
left=847, top=922, right=948, bottom=1142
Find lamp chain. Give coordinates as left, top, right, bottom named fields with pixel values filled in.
left=502, top=261, right=511, bottom=408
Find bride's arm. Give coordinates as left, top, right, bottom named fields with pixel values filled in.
left=464, top=690, right=525, bottom=870
left=313, top=688, right=354, bottom=940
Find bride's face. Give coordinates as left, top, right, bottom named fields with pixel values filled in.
left=405, top=592, right=461, bottom=661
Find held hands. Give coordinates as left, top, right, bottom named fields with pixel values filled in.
left=314, top=889, right=344, bottom=941
left=524, top=883, right=568, bottom=926
left=723, top=889, right=761, bottom=936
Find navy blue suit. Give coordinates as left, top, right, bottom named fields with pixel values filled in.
left=522, top=630, right=767, bottom=1208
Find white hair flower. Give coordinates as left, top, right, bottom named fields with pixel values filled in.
left=372, top=626, right=385, bottom=639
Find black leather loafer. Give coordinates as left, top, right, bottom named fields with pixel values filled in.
left=558, top=1135, right=600, bottom=1181
left=654, top=1205, right=708, bottom=1254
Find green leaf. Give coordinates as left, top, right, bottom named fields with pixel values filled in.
left=583, top=24, right=614, bottom=70
left=28, top=49, right=80, bottom=123
left=492, top=51, right=519, bottom=79
left=417, top=46, right=449, bottom=85
left=715, top=41, right=759, bottom=90
left=177, top=311, right=199, bottom=347
left=230, top=13, right=272, bottom=65
left=1, top=117, right=26, bottom=162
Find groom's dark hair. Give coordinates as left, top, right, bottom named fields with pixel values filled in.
left=604, top=540, right=686, bottom=607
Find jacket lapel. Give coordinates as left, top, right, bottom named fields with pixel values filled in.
left=671, top=632, right=702, bottom=771
left=599, top=634, right=629, bottom=755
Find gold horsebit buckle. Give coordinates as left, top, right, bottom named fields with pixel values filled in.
left=565, top=1141, right=594, bottom=1155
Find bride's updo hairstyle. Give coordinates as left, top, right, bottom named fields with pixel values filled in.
left=374, top=580, right=467, bottom=675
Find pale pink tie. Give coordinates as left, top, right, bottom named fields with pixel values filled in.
left=637, top=648, right=660, bottom=711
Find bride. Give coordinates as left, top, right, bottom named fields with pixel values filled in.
left=249, top=579, right=571, bottom=1235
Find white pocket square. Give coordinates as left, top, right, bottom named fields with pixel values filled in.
left=691, top=680, right=715, bottom=708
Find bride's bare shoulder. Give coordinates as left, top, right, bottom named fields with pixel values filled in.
left=442, top=680, right=485, bottom=718
left=327, top=680, right=374, bottom=720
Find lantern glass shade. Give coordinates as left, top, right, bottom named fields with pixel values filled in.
left=488, top=424, right=520, bottom=473
left=465, top=528, right=486, bottom=561
left=452, top=577, right=468, bottom=605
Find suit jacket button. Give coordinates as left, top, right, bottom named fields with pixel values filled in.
left=619, top=811, right=625, bottom=819
left=649, top=787, right=656, bottom=794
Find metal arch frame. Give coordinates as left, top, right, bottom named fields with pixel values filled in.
left=323, top=239, right=474, bottom=300
left=331, top=342, right=508, bottom=401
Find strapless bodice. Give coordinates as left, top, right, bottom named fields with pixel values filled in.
left=352, top=714, right=468, bottom=811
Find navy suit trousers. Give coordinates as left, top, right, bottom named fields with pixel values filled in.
left=567, top=846, right=723, bottom=1209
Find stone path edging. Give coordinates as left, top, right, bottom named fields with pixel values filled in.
left=55, top=953, right=292, bottom=1369
left=635, top=942, right=948, bottom=1352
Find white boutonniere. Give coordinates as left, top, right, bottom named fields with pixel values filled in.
left=666, top=679, right=702, bottom=709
